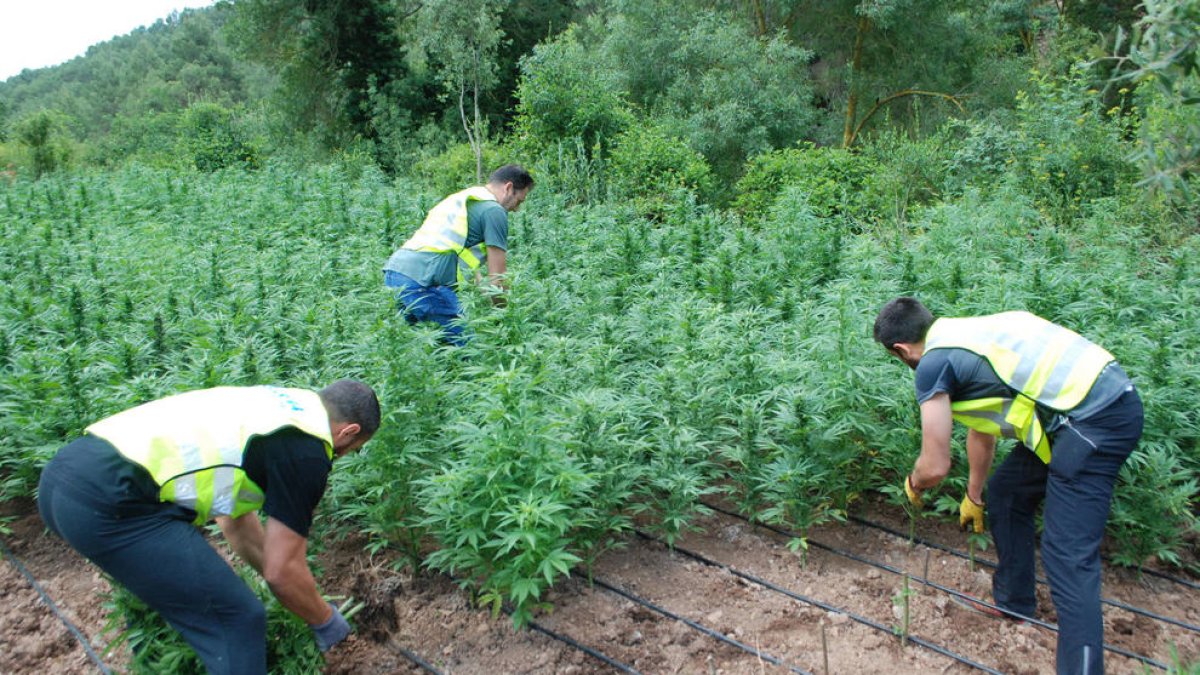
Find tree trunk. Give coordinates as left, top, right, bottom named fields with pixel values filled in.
left=842, top=15, right=870, bottom=148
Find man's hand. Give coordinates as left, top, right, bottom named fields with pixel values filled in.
left=309, top=602, right=351, bottom=652
left=959, top=494, right=985, bottom=533
left=904, top=474, right=924, bottom=509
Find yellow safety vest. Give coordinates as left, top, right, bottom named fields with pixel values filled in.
left=401, top=186, right=497, bottom=284
left=924, top=312, right=1114, bottom=464
left=86, top=386, right=333, bottom=525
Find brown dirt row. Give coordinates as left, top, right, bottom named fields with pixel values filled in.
left=2, top=494, right=1198, bottom=674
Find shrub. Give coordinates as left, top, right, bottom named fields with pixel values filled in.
left=608, top=121, right=713, bottom=215
left=178, top=102, right=260, bottom=171
left=1009, top=67, right=1138, bottom=224
left=411, top=142, right=508, bottom=195
left=733, top=144, right=881, bottom=223
left=513, top=25, right=635, bottom=158
left=13, top=109, right=75, bottom=177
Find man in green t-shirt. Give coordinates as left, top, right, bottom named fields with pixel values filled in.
left=383, top=164, right=534, bottom=344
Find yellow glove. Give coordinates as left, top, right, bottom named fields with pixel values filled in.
left=959, top=494, right=985, bottom=533
left=904, top=475, right=924, bottom=509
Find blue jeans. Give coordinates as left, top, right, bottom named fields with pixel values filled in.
left=987, top=388, right=1143, bottom=675
left=384, top=270, right=468, bottom=346
left=38, top=436, right=267, bottom=675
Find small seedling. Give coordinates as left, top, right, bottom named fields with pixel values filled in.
left=891, top=573, right=915, bottom=648
left=966, top=532, right=990, bottom=572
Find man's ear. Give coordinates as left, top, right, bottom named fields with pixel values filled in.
left=332, top=422, right=362, bottom=448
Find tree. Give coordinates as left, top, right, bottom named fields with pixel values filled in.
left=1118, top=0, right=1200, bottom=204
left=227, top=0, right=411, bottom=147
left=410, top=0, right=505, bottom=181
left=15, top=110, right=73, bottom=177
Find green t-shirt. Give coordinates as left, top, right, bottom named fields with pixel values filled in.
left=384, top=199, right=508, bottom=286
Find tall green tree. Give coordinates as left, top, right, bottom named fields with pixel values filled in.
left=409, top=0, right=505, bottom=181
left=227, top=0, right=411, bottom=147
left=15, top=110, right=73, bottom=176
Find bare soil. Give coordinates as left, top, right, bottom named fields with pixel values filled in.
left=3, top=494, right=1197, bottom=675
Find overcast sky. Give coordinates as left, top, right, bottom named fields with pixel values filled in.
left=0, top=0, right=218, bottom=81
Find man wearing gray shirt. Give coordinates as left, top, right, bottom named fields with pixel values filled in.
left=383, top=164, right=533, bottom=344
left=874, top=297, right=1142, bottom=675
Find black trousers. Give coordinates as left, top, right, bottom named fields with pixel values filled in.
left=987, top=388, right=1143, bottom=675
left=37, top=435, right=267, bottom=675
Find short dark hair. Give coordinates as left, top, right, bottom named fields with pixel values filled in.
left=488, top=164, right=534, bottom=191
left=319, top=379, right=381, bottom=437
left=874, top=297, right=935, bottom=348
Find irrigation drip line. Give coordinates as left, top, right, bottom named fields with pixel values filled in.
left=702, top=501, right=1170, bottom=671
left=524, top=616, right=642, bottom=675
left=590, top=575, right=814, bottom=675
left=0, top=536, right=112, bottom=674
left=443, top=572, right=636, bottom=674
left=847, top=514, right=1200, bottom=634
left=633, top=530, right=1004, bottom=675
left=852, top=507, right=1200, bottom=593
left=383, top=638, right=443, bottom=674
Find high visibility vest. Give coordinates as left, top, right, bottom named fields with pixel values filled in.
left=86, top=386, right=333, bottom=525
left=401, top=186, right=497, bottom=284
left=924, top=312, right=1115, bottom=464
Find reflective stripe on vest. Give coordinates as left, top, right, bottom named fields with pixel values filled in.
left=925, top=312, right=1114, bottom=464
left=86, top=386, right=334, bottom=524
left=401, top=186, right=496, bottom=284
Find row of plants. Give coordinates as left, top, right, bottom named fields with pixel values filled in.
left=0, top=140, right=1196, bottom=663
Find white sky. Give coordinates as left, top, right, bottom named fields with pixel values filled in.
left=0, top=0, right=218, bottom=81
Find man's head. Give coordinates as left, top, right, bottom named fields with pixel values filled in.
left=486, top=164, right=534, bottom=212
left=318, top=379, right=381, bottom=456
left=873, top=297, right=935, bottom=369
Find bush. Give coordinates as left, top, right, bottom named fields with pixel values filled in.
left=513, top=25, right=635, bottom=158
left=411, top=142, right=509, bottom=196
left=861, top=127, right=954, bottom=223
left=13, top=109, right=75, bottom=177
left=942, top=118, right=1023, bottom=195
left=733, top=144, right=881, bottom=224
left=1009, top=68, right=1137, bottom=224
left=178, top=102, right=260, bottom=171
left=608, top=121, right=713, bottom=215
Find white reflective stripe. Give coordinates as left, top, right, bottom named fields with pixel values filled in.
left=237, top=487, right=264, bottom=504
left=998, top=322, right=1060, bottom=392
left=173, top=474, right=199, bottom=509
left=1037, top=333, right=1098, bottom=400
left=209, top=466, right=238, bottom=517
left=179, top=442, right=205, bottom=472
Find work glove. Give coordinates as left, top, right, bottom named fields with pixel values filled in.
left=310, top=602, right=352, bottom=652
left=904, top=474, right=924, bottom=509
left=959, top=494, right=986, bottom=533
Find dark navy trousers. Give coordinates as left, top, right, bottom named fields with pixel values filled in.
left=986, top=388, right=1143, bottom=675
left=37, top=436, right=267, bottom=675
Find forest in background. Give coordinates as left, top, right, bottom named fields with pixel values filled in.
left=0, top=0, right=1194, bottom=208
left=1, top=2, right=1198, bottom=666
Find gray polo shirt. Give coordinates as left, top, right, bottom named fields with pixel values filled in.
left=384, top=200, right=509, bottom=286
left=915, top=348, right=1132, bottom=433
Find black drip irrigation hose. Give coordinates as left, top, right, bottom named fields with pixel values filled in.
left=383, top=638, right=443, bottom=674
left=702, top=501, right=1170, bottom=671
left=523, top=615, right=642, bottom=675
left=847, top=514, right=1200, bottom=635
left=0, top=536, right=112, bottom=674
left=632, top=529, right=1005, bottom=675
left=1133, top=567, right=1200, bottom=591
left=443, top=572, right=636, bottom=674
left=590, top=575, right=814, bottom=675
